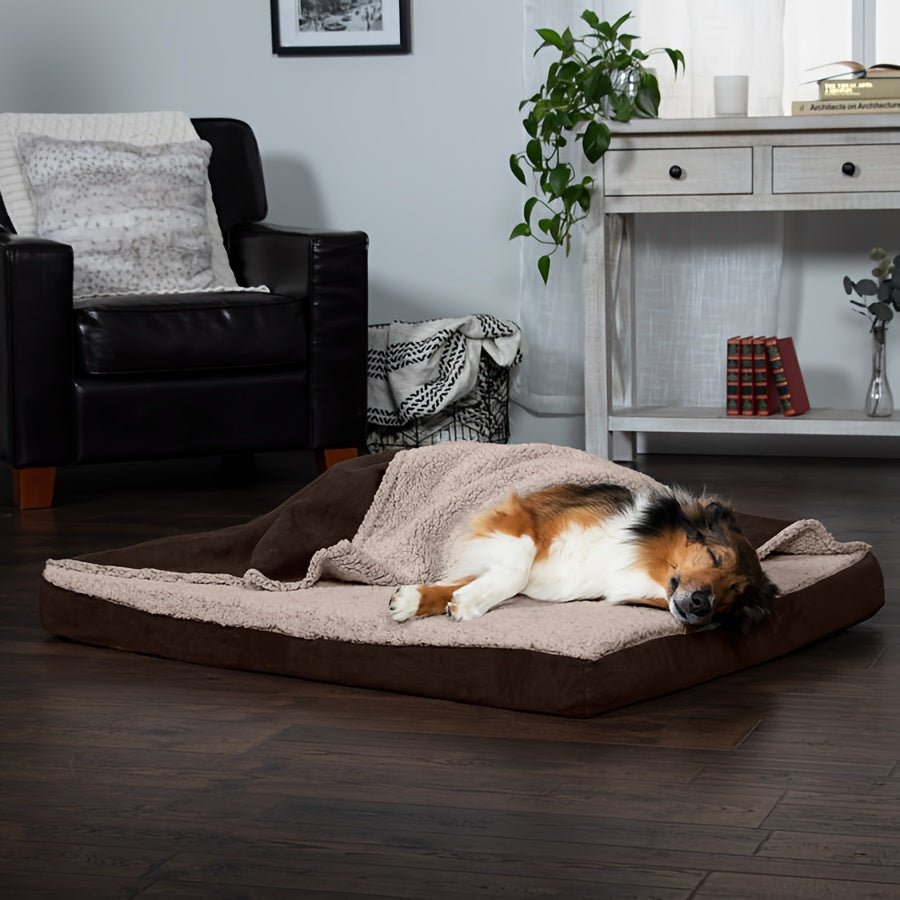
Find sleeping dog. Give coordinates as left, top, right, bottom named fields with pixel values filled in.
left=389, top=483, right=778, bottom=631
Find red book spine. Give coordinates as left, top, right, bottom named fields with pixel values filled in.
left=765, top=336, right=810, bottom=416
left=739, top=337, right=755, bottom=416
left=726, top=336, right=741, bottom=416
left=752, top=336, right=775, bottom=416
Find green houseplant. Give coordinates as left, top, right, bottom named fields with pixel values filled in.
left=509, top=10, right=685, bottom=283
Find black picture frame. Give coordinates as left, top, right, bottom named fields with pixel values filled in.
left=271, top=0, right=411, bottom=56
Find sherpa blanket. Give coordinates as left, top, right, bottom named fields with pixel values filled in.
left=366, top=315, right=522, bottom=429
left=42, top=443, right=872, bottom=660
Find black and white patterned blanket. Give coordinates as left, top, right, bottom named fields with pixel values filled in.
left=366, top=314, right=522, bottom=429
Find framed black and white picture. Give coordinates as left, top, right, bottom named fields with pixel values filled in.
left=271, top=0, right=411, bottom=56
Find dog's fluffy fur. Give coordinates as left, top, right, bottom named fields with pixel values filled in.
left=389, top=483, right=778, bottom=631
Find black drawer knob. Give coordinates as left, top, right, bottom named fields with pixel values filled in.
left=841, top=161, right=857, bottom=176
left=668, top=164, right=683, bottom=180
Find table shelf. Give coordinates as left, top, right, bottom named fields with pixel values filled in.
left=609, top=406, right=900, bottom=437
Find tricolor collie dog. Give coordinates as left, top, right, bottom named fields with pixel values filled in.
left=389, top=483, right=778, bottom=631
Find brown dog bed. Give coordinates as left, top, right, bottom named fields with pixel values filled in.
left=39, top=444, right=884, bottom=717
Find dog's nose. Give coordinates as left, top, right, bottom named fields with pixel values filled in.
left=689, top=590, right=712, bottom=615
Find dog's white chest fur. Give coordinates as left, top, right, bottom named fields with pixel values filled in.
left=524, top=518, right=665, bottom=605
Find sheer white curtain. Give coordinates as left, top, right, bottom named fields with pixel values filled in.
left=512, top=0, right=787, bottom=415
left=511, top=0, right=592, bottom=415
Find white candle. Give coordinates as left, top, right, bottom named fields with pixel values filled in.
left=714, top=75, right=749, bottom=116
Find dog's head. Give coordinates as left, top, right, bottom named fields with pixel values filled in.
left=640, top=492, right=779, bottom=631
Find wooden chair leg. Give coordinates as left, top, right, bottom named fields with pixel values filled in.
left=11, top=466, right=57, bottom=510
left=315, top=448, right=358, bottom=475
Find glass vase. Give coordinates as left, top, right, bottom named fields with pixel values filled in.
left=865, top=328, right=894, bottom=417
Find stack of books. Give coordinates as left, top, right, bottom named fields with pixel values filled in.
left=793, top=61, right=900, bottom=116
left=726, top=336, right=810, bottom=417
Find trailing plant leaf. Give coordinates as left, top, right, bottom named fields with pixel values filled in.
left=548, top=164, right=572, bottom=195
left=510, top=10, right=685, bottom=282
left=634, top=70, right=662, bottom=117
left=663, top=48, right=687, bottom=72
left=537, top=254, right=551, bottom=284
left=509, top=154, right=527, bottom=185
left=536, top=28, right=566, bottom=51
left=582, top=121, right=611, bottom=164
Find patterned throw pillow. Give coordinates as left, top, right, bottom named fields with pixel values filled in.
left=17, top=135, right=237, bottom=299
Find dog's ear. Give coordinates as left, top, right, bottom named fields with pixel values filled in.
left=670, top=491, right=736, bottom=542
left=718, top=575, right=779, bottom=633
left=701, top=498, right=737, bottom=529
left=632, top=494, right=704, bottom=542
left=680, top=514, right=703, bottom=543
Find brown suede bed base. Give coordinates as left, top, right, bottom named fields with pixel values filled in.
left=39, top=549, right=883, bottom=718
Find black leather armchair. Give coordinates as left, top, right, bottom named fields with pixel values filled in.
left=0, top=117, right=368, bottom=508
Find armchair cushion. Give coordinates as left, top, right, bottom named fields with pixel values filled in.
left=74, top=292, right=308, bottom=377
left=18, top=136, right=234, bottom=299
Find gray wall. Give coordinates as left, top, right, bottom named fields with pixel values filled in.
left=11, top=3, right=885, bottom=457
left=0, top=0, right=581, bottom=446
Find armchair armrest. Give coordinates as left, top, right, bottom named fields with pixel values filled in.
left=0, top=232, right=75, bottom=466
left=228, top=223, right=368, bottom=449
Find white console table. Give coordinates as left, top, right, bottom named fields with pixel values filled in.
left=583, top=114, right=900, bottom=459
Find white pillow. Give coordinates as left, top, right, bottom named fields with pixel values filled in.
left=17, top=135, right=238, bottom=299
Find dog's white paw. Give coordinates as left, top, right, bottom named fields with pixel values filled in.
left=388, top=585, right=422, bottom=622
left=447, top=595, right=483, bottom=622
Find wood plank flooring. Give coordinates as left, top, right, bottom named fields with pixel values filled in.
left=1, top=452, right=897, bottom=898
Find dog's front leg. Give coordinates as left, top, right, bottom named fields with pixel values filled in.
left=389, top=578, right=474, bottom=622
left=444, top=571, right=524, bottom=621
left=446, top=532, right=536, bottom=621
left=389, top=532, right=536, bottom=623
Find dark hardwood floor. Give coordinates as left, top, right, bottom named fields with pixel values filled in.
left=1, top=451, right=897, bottom=899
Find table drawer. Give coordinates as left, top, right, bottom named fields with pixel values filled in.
left=603, top=147, right=752, bottom=196
left=773, top=144, right=900, bottom=193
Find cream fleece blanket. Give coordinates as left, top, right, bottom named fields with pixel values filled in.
left=43, top=442, right=871, bottom=661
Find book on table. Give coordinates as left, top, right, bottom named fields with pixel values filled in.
left=792, top=98, right=900, bottom=115
left=796, top=60, right=900, bottom=113
left=724, top=335, right=810, bottom=417
left=726, top=336, right=741, bottom=416
left=739, top=337, right=755, bottom=416
left=764, top=336, right=810, bottom=417
left=819, top=76, right=900, bottom=100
